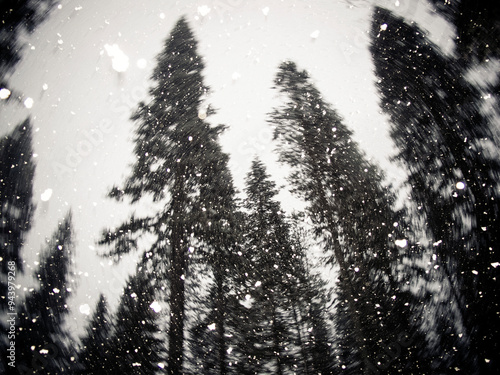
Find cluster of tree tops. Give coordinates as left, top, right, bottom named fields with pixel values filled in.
left=1, top=2, right=499, bottom=374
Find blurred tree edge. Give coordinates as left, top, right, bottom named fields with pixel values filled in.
left=0, top=0, right=57, bottom=102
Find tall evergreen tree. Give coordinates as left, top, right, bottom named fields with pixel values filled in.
left=14, top=211, right=74, bottom=375
left=228, top=159, right=334, bottom=374
left=103, top=270, right=165, bottom=375
left=269, top=61, right=425, bottom=374
left=0, top=119, right=36, bottom=373
left=0, top=119, right=35, bottom=307
left=77, top=293, right=113, bottom=374
left=99, top=16, right=237, bottom=375
left=370, top=7, right=500, bottom=373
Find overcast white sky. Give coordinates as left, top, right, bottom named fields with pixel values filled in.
left=0, top=0, right=453, bottom=336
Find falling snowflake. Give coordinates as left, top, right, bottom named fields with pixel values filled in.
left=24, top=97, right=34, bottom=108
left=310, top=30, right=320, bottom=39
left=198, top=5, right=211, bottom=17
left=150, top=300, right=162, bottom=313
left=104, top=44, right=129, bottom=72
left=79, top=304, right=91, bottom=315
left=208, top=323, right=216, bottom=331
left=41, top=189, right=53, bottom=202
left=0, top=88, right=11, bottom=99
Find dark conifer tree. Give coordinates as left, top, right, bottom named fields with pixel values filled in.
left=0, top=119, right=35, bottom=307
left=269, top=61, right=425, bottom=374
left=77, top=293, right=113, bottom=374
left=99, top=16, right=237, bottom=375
left=0, top=0, right=55, bottom=101
left=370, top=7, right=500, bottom=373
left=14, top=212, right=74, bottom=374
left=0, top=119, right=35, bottom=373
left=103, top=270, right=164, bottom=375
left=229, top=159, right=333, bottom=374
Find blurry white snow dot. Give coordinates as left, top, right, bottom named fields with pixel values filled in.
left=255, top=281, right=261, bottom=287
left=485, top=359, right=491, bottom=363
left=393, top=222, right=399, bottom=227
left=472, top=270, right=479, bottom=275
left=40, top=349, right=49, bottom=354
left=57, top=4, right=62, bottom=9
left=395, top=0, right=400, bottom=6
left=245, top=294, right=251, bottom=300
left=132, top=363, right=141, bottom=367
left=197, top=5, right=211, bottom=17
left=310, top=30, right=320, bottom=39
left=208, top=323, right=216, bottom=331
left=104, top=43, right=129, bottom=72
left=395, top=239, right=408, bottom=248
left=456, top=181, right=465, bottom=190
left=198, top=110, right=207, bottom=120
left=159, top=12, right=165, bottom=19
left=232, top=72, right=241, bottom=81
left=58, top=39, right=63, bottom=45
left=24, top=97, right=34, bottom=108
left=158, top=363, right=165, bottom=369
left=491, top=262, right=500, bottom=268
left=433, top=240, right=443, bottom=246
left=53, top=288, right=60, bottom=294
left=150, top=300, right=162, bottom=313
left=227, top=347, right=233, bottom=354
left=354, top=267, right=360, bottom=273
left=188, top=136, right=193, bottom=141
left=262, top=7, right=270, bottom=16
left=380, top=23, right=388, bottom=31
left=136, top=58, right=147, bottom=69
left=41, top=189, right=53, bottom=202
left=0, top=88, right=11, bottom=99
left=79, top=304, right=91, bottom=315
left=42, top=83, right=48, bottom=90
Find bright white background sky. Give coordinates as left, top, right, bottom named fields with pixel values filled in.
left=0, top=0, right=452, bottom=337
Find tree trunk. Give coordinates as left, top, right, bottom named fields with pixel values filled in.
left=215, top=266, right=227, bottom=375
left=167, top=176, right=187, bottom=375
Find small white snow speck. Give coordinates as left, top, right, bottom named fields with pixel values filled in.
left=433, top=240, right=443, bottom=246
left=53, top=288, right=60, bottom=294
left=79, top=304, right=91, bottom=315
left=158, top=363, right=165, bottom=369
left=491, top=262, right=500, bottom=268
left=0, top=88, right=11, bottom=99
left=41, top=189, right=53, bottom=202
left=24, top=97, right=34, bottom=108
left=395, top=0, right=400, bottom=6
left=472, top=270, right=479, bottom=275
left=40, top=349, right=49, bottom=355
left=42, top=83, right=48, bottom=90
left=159, top=13, right=165, bottom=19
left=255, top=281, right=261, bottom=287
left=104, top=44, right=129, bottom=72
left=227, top=347, right=233, bottom=354
left=198, top=5, right=211, bottom=17
left=132, top=363, right=141, bottom=367
left=262, top=7, right=270, bottom=16
left=354, top=267, right=360, bottom=272
left=208, top=323, right=216, bottom=331
left=232, top=72, right=241, bottom=81
left=245, top=294, right=251, bottom=300
left=395, top=239, right=408, bottom=248
left=150, top=301, right=162, bottom=313
left=380, top=23, right=388, bottom=31
left=456, top=181, right=465, bottom=190
left=310, top=30, right=320, bottom=39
